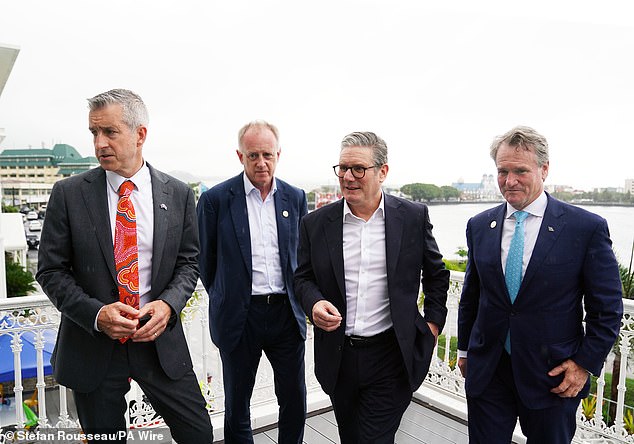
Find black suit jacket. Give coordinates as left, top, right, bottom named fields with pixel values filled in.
left=294, top=195, right=449, bottom=394
left=197, top=173, right=308, bottom=352
left=37, top=164, right=199, bottom=393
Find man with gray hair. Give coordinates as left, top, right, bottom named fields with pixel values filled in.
left=457, top=125, right=622, bottom=443
left=197, top=120, right=308, bottom=443
left=37, top=89, right=213, bottom=443
left=294, top=131, right=449, bottom=443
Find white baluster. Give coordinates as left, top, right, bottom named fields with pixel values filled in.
left=10, top=332, right=25, bottom=426
left=34, top=328, right=48, bottom=426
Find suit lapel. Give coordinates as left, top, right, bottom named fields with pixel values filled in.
left=80, top=168, right=117, bottom=283
left=519, top=197, right=565, bottom=294
left=325, top=201, right=346, bottom=301
left=384, top=195, right=404, bottom=282
left=230, top=174, right=252, bottom=273
left=274, top=182, right=290, bottom=271
left=149, top=165, right=171, bottom=285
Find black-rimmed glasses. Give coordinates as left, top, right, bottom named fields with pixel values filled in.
left=332, top=164, right=378, bottom=179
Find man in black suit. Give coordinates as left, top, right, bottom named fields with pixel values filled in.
left=197, top=121, right=307, bottom=443
left=294, top=131, right=449, bottom=443
left=37, top=89, right=213, bottom=443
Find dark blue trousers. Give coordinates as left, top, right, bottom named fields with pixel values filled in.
left=467, top=351, right=580, bottom=444
left=220, top=297, right=306, bottom=444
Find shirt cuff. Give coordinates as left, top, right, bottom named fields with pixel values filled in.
left=94, top=306, right=105, bottom=332
left=457, top=349, right=468, bottom=359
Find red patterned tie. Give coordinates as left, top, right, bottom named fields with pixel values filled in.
left=114, top=180, right=139, bottom=343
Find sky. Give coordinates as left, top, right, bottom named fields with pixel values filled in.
left=0, top=0, right=633, bottom=192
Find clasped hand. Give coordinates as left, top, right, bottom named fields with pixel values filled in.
left=97, top=300, right=172, bottom=342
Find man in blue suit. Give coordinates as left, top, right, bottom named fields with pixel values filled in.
left=197, top=120, right=307, bottom=443
left=457, top=126, right=623, bottom=443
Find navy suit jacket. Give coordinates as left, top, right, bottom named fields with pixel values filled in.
left=197, top=173, right=308, bottom=352
left=37, top=164, right=200, bottom=393
left=294, top=195, right=449, bottom=394
left=457, top=194, right=623, bottom=408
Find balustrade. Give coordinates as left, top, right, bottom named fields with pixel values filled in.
left=1, top=275, right=632, bottom=443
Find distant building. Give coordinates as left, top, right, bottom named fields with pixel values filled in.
left=0, top=143, right=98, bottom=183
left=452, top=174, right=501, bottom=201
left=626, top=179, right=634, bottom=194
left=0, top=144, right=98, bottom=208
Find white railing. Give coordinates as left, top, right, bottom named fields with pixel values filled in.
left=0, top=283, right=329, bottom=441
left=420, top=271, right=634, bottom=444
left=1, top=275, right=632, bottom=443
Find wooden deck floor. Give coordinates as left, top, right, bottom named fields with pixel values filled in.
left=252, top=399, right=469, bottom=444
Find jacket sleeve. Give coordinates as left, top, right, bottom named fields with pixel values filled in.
left=574, top=218, right=623, bottom=375
left=36, top=181, right=104, bottom=334
left=196, top=190, right=218, bottom=293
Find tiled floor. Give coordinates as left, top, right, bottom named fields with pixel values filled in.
left=252, top=400, right=469, bottom=444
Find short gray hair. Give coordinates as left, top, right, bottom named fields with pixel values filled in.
left=238, top=120, right=280, bottom=151
left=87, top=89, right=149, bottom=130
left=340, top=131, right=388, bottom=166
left=490, top=126, right=549, bottom=167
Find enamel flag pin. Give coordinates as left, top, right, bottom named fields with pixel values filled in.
left=160, top=204, right=168, bottom=211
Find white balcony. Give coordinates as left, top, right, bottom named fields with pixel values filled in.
left=0, top=274, right=632, bottom=443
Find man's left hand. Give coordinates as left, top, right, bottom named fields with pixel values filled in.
left=131, top=300, right=173, bottom=342
left=548, top=359, right=589, bottom=398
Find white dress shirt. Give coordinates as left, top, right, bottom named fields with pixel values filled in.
left=244, top=174, right=285, bottom=295
left=458, top=191, right=547, bottom=358
left=342, top=193, right=392, bottom=336
left=501, top=192, right=547, bottom=277
left=106, top=163, right=154, bottom=306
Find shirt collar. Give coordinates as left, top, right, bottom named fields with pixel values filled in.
left=343, top=191, right=385, bottom=221
left=243, top=173, right=277, bottom=197
left=106, top=161, right=151, bottom=194
left=505, top=191, right=547, bottom=220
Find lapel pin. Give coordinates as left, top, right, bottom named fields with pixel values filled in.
left=160, top=203, right=168, bottom=211
left=548, top=226, right=554, bottom=232
left=490, top=221, right=497, bottom=229
left=282, top=210, right=289, bottom=218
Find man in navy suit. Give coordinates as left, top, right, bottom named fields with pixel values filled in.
left=457, top=126, right=623, bottom=443
left=197, top=121, right=307, bottom=443
left=295, top=131, right=449, bottom=443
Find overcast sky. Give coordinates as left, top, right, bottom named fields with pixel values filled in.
left=1, top=0, right=632, bottom=191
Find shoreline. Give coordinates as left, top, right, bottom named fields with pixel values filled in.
left=424, top=200, right=634, bottom=208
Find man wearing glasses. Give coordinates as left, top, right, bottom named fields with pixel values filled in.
left=197, top=121, right=308, bottom=443
left=294, top=131, right=449, bottom=443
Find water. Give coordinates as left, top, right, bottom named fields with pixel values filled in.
left=428, top=203, right=634, bottom=265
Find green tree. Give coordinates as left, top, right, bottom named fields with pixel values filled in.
left=5, top=256, right=36, bottom=297
left=401, top=183, right=441, bottom=202
left=440, top=185, right=461, bottom=201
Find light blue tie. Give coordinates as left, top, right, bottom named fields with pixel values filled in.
left=504, top=210, right=529, bottom=354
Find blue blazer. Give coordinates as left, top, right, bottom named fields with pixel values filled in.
left=294, top=195, right=449, bottom=394
left=457, top=194, right=623, bottom=408
left=197, top=173, right=308, bottom=352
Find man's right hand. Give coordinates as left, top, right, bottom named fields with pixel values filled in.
left=458, top=357, right=467, bottom=377
left=97, top=302, right=140, bottom=340
left=312, top=300, right=342, bottom=332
